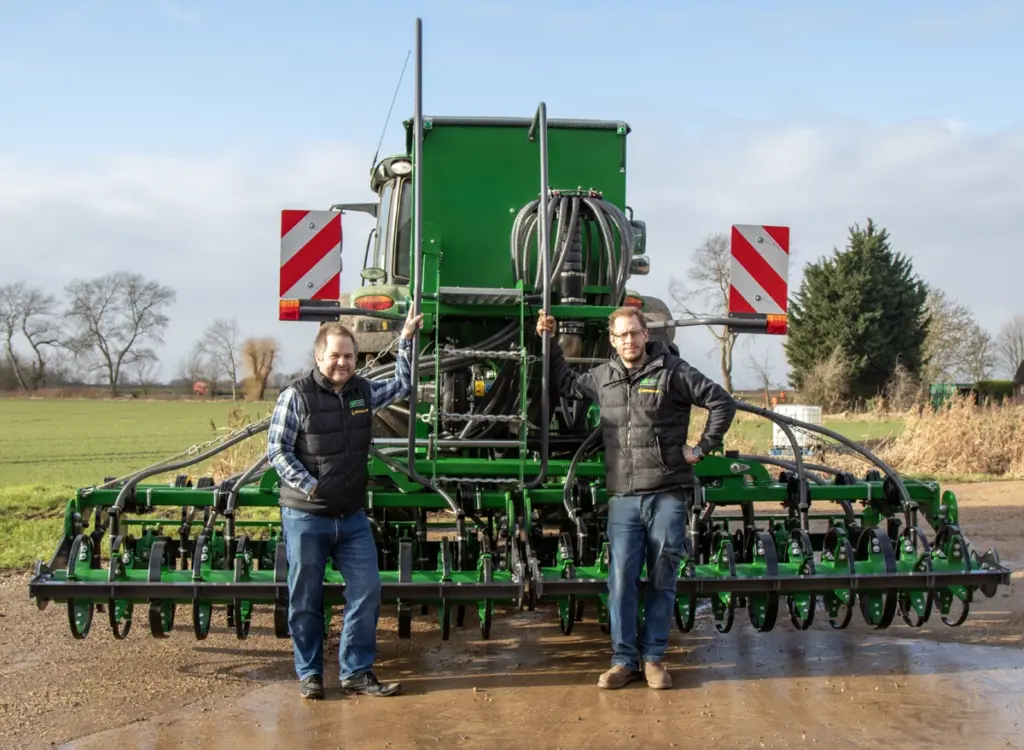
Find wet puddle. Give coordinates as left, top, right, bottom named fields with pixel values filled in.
left=58, top=624, right=1024, bottom=749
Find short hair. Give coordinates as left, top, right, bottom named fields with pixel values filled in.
left=607, top=306, right=647, bottom=331
left=314, top=322, right=358, bottom=357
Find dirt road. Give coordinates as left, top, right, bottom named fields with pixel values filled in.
left=1, top=481, right=1021, bottom=750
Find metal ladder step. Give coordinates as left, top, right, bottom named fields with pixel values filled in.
left=437, top=286, right=523, bottom=305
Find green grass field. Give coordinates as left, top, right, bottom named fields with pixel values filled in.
left=726, top=417, right=904, bottom=449
left=0, top=398, right=906, bottom=570
left=0, top=399, right=274, bottom=568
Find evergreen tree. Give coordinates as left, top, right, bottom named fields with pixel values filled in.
left=784, top=219, right=929, bottom=401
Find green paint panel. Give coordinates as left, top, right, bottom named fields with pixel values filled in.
left=406, top=117, right=628, bottom=290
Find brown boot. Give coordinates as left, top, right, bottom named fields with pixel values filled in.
left=644, top=661, right=672, bottom=689
left=597, top=664, right=639, bottom=689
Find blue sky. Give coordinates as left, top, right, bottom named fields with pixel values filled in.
left=4, top=0, right=1023, bottom=155
left=2, top=0, right=1023, bottom=387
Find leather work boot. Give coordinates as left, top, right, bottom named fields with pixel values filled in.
left=644, top=661, right=672, bottom=689
left=340, top=671, right=402, bottom=697
left=597, top=665, right=640, bottom=689
left=300, top=675, right=324, bottom=700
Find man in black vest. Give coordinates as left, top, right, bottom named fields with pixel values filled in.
left=267, top=309, right=421, bottom=700
left=536, top=306, right=736, bottom=690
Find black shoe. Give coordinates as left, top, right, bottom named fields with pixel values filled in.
left=340, top=671, right=401, bottom=697
left=300, top=674, right=324, bottom=699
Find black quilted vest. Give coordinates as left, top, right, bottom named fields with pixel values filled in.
left=278, top=368, right=374, bottom=517
left=593, top=344, right=696, bottom=495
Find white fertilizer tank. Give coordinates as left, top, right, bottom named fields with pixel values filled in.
left=771, top=404, right=824, bottom=452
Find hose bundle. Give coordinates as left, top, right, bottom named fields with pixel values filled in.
left=510, top=190, right=636, bottom=306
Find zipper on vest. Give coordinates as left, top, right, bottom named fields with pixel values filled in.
left=626, top=384, right=632, bottom=494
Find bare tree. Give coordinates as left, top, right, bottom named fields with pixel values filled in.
left=241, top=336, right=280, bottom=400
left=964, top=334, right=996, bottom=383
left=177, top=342, right=212, bottom=383
left=995, top=315, right=1024, bottom=377
left=126, top=350, right=160, bottom=395
left=668, top=233, right=736, bottom=391
left=0, top=282, right=64, bottom=390
left=922, top=287, right=995, bottom=383
left=744, top=341, right=774, bottom=406
left=199, top=318, right=241, bottom=400
left=64, top=271, right=176, bottom=395
left=801, top=346, right=853, bottom=413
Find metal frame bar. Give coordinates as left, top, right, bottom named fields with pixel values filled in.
left=28, top=580, right=523, bottom=602
left=525, top=100, right=551, bottom=489
left=27, top=568, right=1008, bottom=604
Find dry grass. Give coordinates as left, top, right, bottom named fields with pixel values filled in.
left=871, top=397, right=1024, bottom=479
left=209, top=404, right=272, bottom=481
left=692, top=395, right=1024, bottom=481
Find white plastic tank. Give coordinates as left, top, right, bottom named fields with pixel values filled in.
left=772, top=404, right=823, bottom=452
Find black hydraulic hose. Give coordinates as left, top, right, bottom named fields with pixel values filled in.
left=758, top=413, right=810, bottom=527
left=532, top=195, right=559, bottom=291
left=580, top=197, right=621, bottom=303
left=370, top=445, right=485, bottom=530
left=596, top=198, right=634, bottom=295
left=511, top=194, right=632, bottom=305
left=199, top=455, right=268, bottom=540
left=458, top=362, right=517, bottom=439
left=562, top=426, right=602, bottom=524
left=363, top=321, right=519, bottom=379
left=734, top=399, right=914, bottom=518
left=509, top=197, right=539, bottom=275
left=108, top=419, right=268, bottom=527
left=735, top=454, right=827, bottom=485
left=224, top=455, right=269, bottom=517
left=550, top=196, right=579, bottom=280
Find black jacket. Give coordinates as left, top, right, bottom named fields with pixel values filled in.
left=549, top=339, right=736, bottom=495
left=278, top=368, right=375, bottom=517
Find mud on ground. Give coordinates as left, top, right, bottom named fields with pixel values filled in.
left=1, top=481, right=1021, bottom=750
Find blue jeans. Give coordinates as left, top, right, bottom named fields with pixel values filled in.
left=606, top=490, right=689, bottom=671
left=281, top=506, right=381, bottom=682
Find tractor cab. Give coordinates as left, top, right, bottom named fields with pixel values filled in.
left=350, top=155, right=414, bottom=311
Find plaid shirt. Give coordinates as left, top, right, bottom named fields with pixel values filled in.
left=266, top=337, right=413, bottom=495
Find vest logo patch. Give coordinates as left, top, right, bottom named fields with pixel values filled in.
left=349, top=397, right=368, bottom=415
left=637, top=376, right=660, bottom=395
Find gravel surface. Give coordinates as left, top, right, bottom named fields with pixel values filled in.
left=1, top=480, right=1021, bottom=749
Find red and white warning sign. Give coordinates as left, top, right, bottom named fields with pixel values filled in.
left=279, top=209, right=342, bottom=301
left=728, top=224, right=789, bottom=316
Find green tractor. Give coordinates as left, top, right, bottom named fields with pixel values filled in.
left=28, top=18, right=1010, bottom=643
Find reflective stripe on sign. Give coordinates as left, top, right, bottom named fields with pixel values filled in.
left=279, top=210, right=342, bottom=301
left=728, top=225, right=789, bottom=316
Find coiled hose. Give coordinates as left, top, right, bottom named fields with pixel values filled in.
left=510, top=192, right=635, bottom=306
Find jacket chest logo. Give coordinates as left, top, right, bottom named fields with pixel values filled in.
left=636, top=376, right=660, bottom=395
left=347, top=396, right=368, bottom=415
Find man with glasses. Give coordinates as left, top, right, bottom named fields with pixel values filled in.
left=535, top=305, right=736, bottom=690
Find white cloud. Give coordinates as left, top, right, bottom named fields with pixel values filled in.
left=2, top=115, right=1023, bottom=392
left=0, top=143, right=378, bottom=383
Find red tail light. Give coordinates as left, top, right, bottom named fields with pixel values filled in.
left=279, top=299, right=300, bottom=321
left=354, top=295, right=395, bottom=311
left=766, top=314, right=787, bottom=335
left=624, top=295, right=643, bottom=308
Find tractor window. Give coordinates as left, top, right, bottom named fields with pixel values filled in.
left=393, top=178, right=412, bottom=281
left=370, top=181, right=394, bottom=273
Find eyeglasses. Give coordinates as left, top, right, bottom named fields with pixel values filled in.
left=611, top=329, right=646, bottom=340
